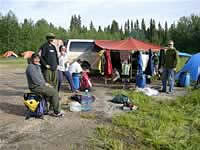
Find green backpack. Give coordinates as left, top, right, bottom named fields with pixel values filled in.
left=111, top=94, right=130, bottom=104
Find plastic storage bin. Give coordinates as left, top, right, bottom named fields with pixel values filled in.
left=136, top=74, right=146, bottom=88
left=72, top=73, right=81, bottom=90
left=179, top=72, right=190, bottom=87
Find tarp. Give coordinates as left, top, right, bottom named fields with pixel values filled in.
left=21, top=51, right=34, bottom=59
left=145, top=49, right=154, bottom=76
left=3, top=51, right=18, bottom=58
left=137, top=52, right=143, bottom=74
left=95, top=38, right=161, bottom=51
left=178, top=52, right=192, bottom=57
left=175, top=53, right=200, bottom=81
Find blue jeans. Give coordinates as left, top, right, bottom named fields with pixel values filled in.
left=65, top=71, right=76, bottom=92
left=162, top=68, right=175, bottom=92
left=58, top=70, right=65, bottom=92
left=57, top=70, right=75, bottom=92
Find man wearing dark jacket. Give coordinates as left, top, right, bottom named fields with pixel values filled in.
left=39, top=33, right=59, bottom=90
left=161, top=40, right=179, bottom=93
left=26, top=54, right=63, bottom=117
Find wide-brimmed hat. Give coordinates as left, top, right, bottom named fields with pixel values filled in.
left=46, top=32, right=56, bottom=39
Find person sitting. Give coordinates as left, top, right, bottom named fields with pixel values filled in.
left=80, top=69, right=92, bottom=91
left=26, top=54, right=63, bottom=117
left=112, top=68, right=120, bottom=82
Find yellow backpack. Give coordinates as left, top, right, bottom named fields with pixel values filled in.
left=24, top=99, right=39, bottom=112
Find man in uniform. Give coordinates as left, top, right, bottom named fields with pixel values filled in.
left=39, top=33, right=59, bottom=90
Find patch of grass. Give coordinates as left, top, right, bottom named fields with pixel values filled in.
left=0, top=57, right=27, bottom=68
left=0, top=57, right=27, bottom=64
left=94, top=89, right=200, bottom=150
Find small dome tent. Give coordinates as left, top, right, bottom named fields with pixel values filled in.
left=176, top=53, right=200, bottom=82
left=3, top=51, right=18, bottom=58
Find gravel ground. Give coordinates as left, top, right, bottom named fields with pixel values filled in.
left=0, top=66, right=187, bottom=150
left=0, top=66, right=122, bottom=150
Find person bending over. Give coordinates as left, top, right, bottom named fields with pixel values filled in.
left=80, top=69, right=92, bottom=91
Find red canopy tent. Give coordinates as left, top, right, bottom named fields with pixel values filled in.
left=95, top=38, right=161, bottom=51
left=95, top=38, right=161, bottom=82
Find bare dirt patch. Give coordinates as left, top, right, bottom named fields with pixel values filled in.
left=0, top=66, right=121, bottom=150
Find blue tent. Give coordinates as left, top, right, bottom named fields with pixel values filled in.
left=176, top=53, right=200, bottom=81
left=178, top=52, right=192, bottom=57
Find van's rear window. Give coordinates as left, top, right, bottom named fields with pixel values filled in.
left=69, top=42, right=94, bottom=52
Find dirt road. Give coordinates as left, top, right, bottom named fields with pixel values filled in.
left=0, top=66, right=125, bottom=150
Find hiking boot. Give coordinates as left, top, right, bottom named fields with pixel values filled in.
left=159, top=89, right=166, bottom=93
left=53, top=111, right=64, bottom=117
left=167, top=91, right=174, bottom=94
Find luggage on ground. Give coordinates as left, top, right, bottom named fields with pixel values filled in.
left=24, top=93, right=48, bottom=119
left=111, top=94, right=131, bottom=104
left=71, top=93, right=95, bottom=111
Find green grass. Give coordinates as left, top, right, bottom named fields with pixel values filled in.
left=0, top=57, right=27, bottom=68
left=93, top=89, right=200, bottom=150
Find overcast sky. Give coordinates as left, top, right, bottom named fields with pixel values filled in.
left=1, top=0, right=200, bottom=29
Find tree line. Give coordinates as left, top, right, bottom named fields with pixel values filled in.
left=0, top=10, right=200, bottom=55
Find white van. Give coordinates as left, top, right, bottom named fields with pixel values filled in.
left=64, top=39, right=100, bottom=70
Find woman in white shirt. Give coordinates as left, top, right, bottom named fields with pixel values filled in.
left=57, top=45, right=75, bottom=92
